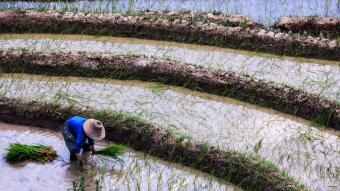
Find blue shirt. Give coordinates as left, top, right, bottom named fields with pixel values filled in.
left=67, top=116, right=95, bottom=153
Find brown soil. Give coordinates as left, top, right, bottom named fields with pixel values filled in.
left=1, top=50, right=339, bottom=130
left=274, top=17, right=340, bottom=39
left=135, top=11, right=260, bottom=28
left=0, top=97, right=303, bottom=191
left=0, top=11, right=338, bottom=60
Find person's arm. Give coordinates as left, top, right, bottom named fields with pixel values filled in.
left=75, top=153, right=85, bottom=166
left=74, top=128, right=86, bottom=165
left=88, top=138, right=96, bottom=154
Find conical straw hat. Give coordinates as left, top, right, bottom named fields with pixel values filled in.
left=83, top=119, right=105, bottom=141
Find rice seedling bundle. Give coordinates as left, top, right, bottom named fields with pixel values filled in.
left=5, top=143, right=58, bottom=163
left=95, top=145, right=125, bottom=159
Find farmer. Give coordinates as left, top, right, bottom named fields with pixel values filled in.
left=62, top=116, right=105, bottom=166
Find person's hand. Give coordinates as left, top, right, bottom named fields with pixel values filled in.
left=75, top=153, right=85, bottom=167
left=81, top=156, right=88, bottom=165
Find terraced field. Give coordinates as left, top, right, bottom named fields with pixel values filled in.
left=0, top=1, right=339, bottom=191
left=0, top=122, right=238, bottom=191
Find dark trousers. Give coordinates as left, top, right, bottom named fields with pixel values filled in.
left=61, top=124, right=91, bottom=161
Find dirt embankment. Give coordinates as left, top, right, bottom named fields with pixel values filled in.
left=135, top=11, right=259, bottom=28
left=0, top=97, right=304, bottom=191
left=274, top=17, right=340, bottom=39
left=0, top=11, right=338, bottom=60
left=1, top=50, right=339, bottom=130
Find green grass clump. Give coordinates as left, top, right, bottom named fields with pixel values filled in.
left=95, top=145, right=125, bottom=159
left=5, top=143, right=58, bottom=163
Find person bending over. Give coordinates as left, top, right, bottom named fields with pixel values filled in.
left=62, top=116, right=105, bottom=166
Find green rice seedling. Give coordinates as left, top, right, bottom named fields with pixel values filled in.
left=95, top=145, right=125, bottom=159
left=254, top=139, right=263, bottom=153
left=5, top=143, right=58, bottom=163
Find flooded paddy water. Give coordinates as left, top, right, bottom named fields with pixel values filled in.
left=0, top=0, right=338, bottom=25
left=0, top=34, right=339, bottom=102
left=0, top=122, right=240, bottom=191
left=0, top=73, right=339, bottom=190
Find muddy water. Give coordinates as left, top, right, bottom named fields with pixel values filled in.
left=0, top=34, right=339, bottom=102
left=1, top=74, right=339, bottom=190
left=0, top=122, right=240, bottom=191
left=0, top=0, right=338, bottom=25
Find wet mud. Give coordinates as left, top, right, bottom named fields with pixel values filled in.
left=274, top=17, right=340, bottom=39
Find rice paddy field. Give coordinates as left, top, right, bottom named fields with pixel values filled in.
left=0, top=1, right=339, bottom=191
left=0, top=123, right=238, bottom=191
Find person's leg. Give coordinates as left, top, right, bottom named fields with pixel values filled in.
left=82, top=143, right=92, bottom=152
left=69, top=152, right=77, bottom=161
left=61, top=124, right=77, bottom=161
left=81, top=143, right=92, bottom=164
